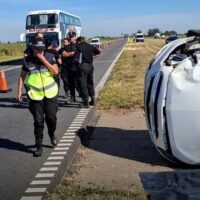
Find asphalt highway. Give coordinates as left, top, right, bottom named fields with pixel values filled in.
left=0, top=40, right=125, bottom=200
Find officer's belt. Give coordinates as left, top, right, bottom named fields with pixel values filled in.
left=28, top=68, right=49, bottom=75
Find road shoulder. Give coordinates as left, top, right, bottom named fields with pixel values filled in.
left=48, top=109, right=175, bottom=199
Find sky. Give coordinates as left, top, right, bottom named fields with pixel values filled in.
left=0, top=0, right=200, bottom=42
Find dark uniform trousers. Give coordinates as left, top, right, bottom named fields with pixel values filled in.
left=61, top=66, right=70, bottom=95
left=78, top=63, right=95, bottom=102
left=29, top=96, right=58, bottom=147
left=68, top=68, right=80, bottom=98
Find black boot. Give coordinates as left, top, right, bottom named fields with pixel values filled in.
left=64, top=91, right=70, bottom=99
left=50, top=135, right=57, bottom=146
left=34, top=137, right=43, bottom=157
left=90, top=96, right=96, bottom=106
left=80, top=98, right=89, bottom=108
left=69, top=96, right=76, bottom=102
left=33, top=146, right=43, bottom=157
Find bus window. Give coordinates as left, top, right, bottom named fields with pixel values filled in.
left=26, top=14, right=58, bottom=28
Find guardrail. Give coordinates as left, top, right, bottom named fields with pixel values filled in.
left=100, top=39, right=126, bottom=49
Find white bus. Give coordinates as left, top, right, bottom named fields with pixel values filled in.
left=25, top=9, right=81, bottom=48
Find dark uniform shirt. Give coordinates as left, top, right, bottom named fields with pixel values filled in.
left=45, top=49, right=61, bottom=67
left=76, top=42, right=100, bottom=63
left=58, top=43, right=76, bottom=65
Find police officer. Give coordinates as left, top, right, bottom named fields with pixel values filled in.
left=76, top=36, right=101, bottom=108
left=58, top=38, right=70, bottom=98
left=17, top=38, right=59, bottom=157
left=60, top=32, right=80, bottom=102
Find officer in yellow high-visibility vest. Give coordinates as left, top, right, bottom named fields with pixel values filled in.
left=17, top=36, right=59, bottom=157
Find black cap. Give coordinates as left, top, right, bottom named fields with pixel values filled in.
left=32, top=40, right=45, bottom=50
left=68, top=31, right=76, bottom=38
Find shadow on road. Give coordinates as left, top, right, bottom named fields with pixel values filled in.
left=78, top=126, right=176, bottom=168
left=0, top=97, right=29, bottom=109
left=0, top=138, right=34, bottom=153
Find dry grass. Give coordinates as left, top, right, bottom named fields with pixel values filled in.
left=47, top=184, right=147, bottom=200
left=0, top=43, right=25, bottom=62
left=97, top=38, right=165, bottom=110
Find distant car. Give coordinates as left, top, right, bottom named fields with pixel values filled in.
left=144, top=30, right=200, bottom=165
left=135, top=32, right=144, bottom=42
left=90, top=38, right=101, bottom=48
left=165, top=35, right=178, bottom=44
left=154, top=32, right=161, bottom=39
left=161, top=34, right=166, bottom=39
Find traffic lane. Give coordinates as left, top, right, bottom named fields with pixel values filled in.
left=0, top=68, right=81, bottom=200
left=93, top=42, right=125, bottom=88
left=0, top=43, right=125, bottom=200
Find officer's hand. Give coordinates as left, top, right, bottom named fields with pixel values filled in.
left=36, top=52, right=45, bottom=61
left=17, top=92, right=23, bottom=103
left=62, top=51, right=67, bottom=57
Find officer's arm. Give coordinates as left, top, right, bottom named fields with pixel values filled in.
left=17, top=70, right=26, bottom=102
left=36, top=53, right=59, bottom=75
left=93, top=46, right=101, bottom=56
left=62, top=50, right=74, bottom=57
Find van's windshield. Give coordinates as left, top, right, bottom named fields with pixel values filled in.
left=136, top=35, right=144, bottom=38
left=91, top=40, right=99, bottom=43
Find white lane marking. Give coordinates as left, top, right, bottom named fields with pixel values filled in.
left=35, top=173, right=54, bottom=178
left=25, top=188, right=46, bottom=193
left=75, top=117, right=85, bottom=119
left=54, top=147, right=69, bottom=150
left=76, top=115, right=87, bottom=118
left=71, top=122, right=82, bottom=124
left=73, top=119, right=84, bottom=122
left=60, top=139, right=74, bottom=142
left=68, top=125, right=81, bottom=128
left=64, top=133, right=76, bottom=136
left=57, top=143, right=71, bottom=147
left=51, top=151, right=67, bottom=155
left=40, top=167, right=58, bottom=171
left=67, top=129, right=79, bottom=131
left=47, top=156, right=64, bottom=160
left=44, top=161, right=61, bottom=166
left=67, top=127, right=80, bottom=130
left=62, top=136, right=75, bottom=139
left=66, top=129, right=77, bottom=132
left=20, top=196, right=42, bottom=200
left=31, top=180, right=51, bottom=185
left=80, top=108, right=90, bottom=111
left=4, top=65, right=22, bottom=72
left=79, top=111, right=89, bottom=114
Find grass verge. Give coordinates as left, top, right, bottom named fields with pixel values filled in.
left=47, top=184, right=147, bottom=200
left=0, top=43, right=25, bottom=62
left=97, top=38, right=164, bottom=110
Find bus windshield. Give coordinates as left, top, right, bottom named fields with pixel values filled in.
left=26, top=32, right=59, bottom=46
left=26, top=14, right=58, bottom=28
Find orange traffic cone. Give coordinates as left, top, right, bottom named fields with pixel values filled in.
left=0, top=69, right=12, bottom=93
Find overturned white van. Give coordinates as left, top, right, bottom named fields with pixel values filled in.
left=144, top=30, right=200, bottom=165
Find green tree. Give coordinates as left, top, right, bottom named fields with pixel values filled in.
left=164, top=30, right=177, bottom=36
left=147, top=28, right=160, bottom=36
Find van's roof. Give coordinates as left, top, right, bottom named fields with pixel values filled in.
left=91, top=38, right=100, bottom=40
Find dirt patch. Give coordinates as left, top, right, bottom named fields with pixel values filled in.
left=67, top=110, right=174, bottom=193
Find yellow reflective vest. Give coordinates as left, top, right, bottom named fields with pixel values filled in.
left=24, top=54, right=58, bottom=100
